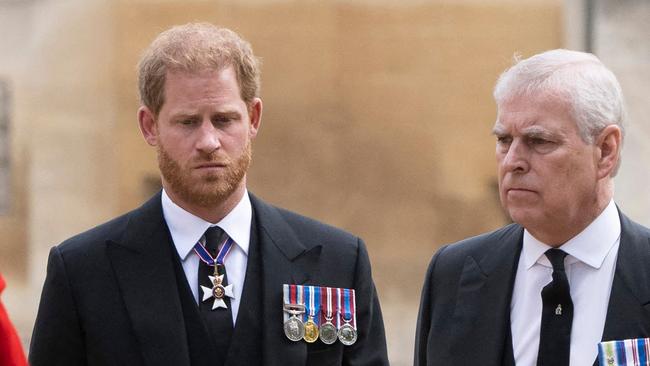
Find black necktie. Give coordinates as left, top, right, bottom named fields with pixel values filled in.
left=537, top=248, right=573, bottom=366
left=198, top=226, right=233, bottom=361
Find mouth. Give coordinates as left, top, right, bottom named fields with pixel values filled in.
left=505, top=188, right=538, bottom=199
left=507, top=188, right=535, bottom=193
left=194, top=162, right=228, bottom=170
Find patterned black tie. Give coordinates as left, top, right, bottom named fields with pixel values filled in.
left=198, top=226, right=233, bottom=361
left=537, top=248, right=573, bottom=366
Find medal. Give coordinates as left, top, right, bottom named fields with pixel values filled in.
left=319, top=286, right=338, bottom=345
left=283, top=284, right=306, bottom=342
left=338, top=323, right=357, bottom=346
left=194, top=233, right=235, bottom=310
left=337, top=288, right=357, bottom=346
left=303, top=286, right=320, bottom=343
left=598, top=338, right=650, bottom=366
left=200, top=273, right=234, bottom=310
left=282, top=284, right=357, bottom=345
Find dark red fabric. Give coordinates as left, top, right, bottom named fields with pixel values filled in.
left=0, top=274, right=28, bottom=366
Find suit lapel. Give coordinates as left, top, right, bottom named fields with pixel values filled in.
left=250, top=194, right=320, bottom=366
left=225, top=211, right=263, bottom=366
left=106, top=193, right=190, bottom=366
left=600, top=211, right=650, bottom=341
left=450, top=225, right=523, bottom=366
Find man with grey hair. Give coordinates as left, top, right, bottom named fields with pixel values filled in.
left=415, top=49, right=650, bottom=366
left=30, top=23, right=388, bottom=366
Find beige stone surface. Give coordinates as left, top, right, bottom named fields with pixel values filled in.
left=598, top=0, right=650, bottom=227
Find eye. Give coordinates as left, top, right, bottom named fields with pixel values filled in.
left=529, top=137, right=550, bottom=145
left=179, top=118, right=198, bottom=126
left=528, top=136, right=558, bottom=153
left=496, top=135, right=512, bottom=145
left=213, top=116, right=232, bottom=124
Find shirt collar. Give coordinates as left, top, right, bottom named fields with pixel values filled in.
left=161, top=189, right=252, bottom=261
left=522, top=199, right=621, bottom=269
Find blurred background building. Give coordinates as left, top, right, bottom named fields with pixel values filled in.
left=0, top=0, right=647, bottom=364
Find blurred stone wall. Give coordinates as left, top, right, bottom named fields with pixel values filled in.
left=598, top=0, right=650, bottom=226
left=0, top=1, right=563, bottom=364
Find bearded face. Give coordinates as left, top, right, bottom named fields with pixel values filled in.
left=138, top=68, right=262, bottom=213
left=157, top=137, right=252, bottom=207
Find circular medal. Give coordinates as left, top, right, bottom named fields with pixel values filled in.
left=338, top=323, right=357, bottom=346
left=283, top=316, right=305, bottom=342
left=303, top=318, right=319, bottom=343
left=319, top=321, right=337, bottom=344
left=212, top=284, right=225, bottom=299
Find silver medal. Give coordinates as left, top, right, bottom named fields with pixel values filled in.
left=284, top=316, right=305, bottom=342
left=283, top=303, right=306, bottom=342
left=338, top=322, right=357, bottom=346
left=319, top=321, right=338, bottom=344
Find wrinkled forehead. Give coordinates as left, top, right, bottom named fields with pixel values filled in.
left=493, top=94, right=581, bottom=140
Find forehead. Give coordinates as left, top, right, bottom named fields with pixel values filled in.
left=164, top=67, right=239, bottom=93
left=493, top=93, right=579, bottom=136
left=160, top=66, right=244, bottom=111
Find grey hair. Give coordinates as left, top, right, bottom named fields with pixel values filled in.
left=493, top=49, right=626, bottom=145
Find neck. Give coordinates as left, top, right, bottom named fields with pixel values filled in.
left=531, top=181, right=614, bottom=247
left=163, top=181, right=247, bottom=224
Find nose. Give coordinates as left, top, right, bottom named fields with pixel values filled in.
left=195, top=120, right=221, bottom=154
left=500, top=138, right=529, bottom=174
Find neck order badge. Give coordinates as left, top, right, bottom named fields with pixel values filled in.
left=194, top=236, right=235, bottom=310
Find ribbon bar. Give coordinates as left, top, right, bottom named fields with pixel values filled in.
left=598, top=338, right=650, bottom=366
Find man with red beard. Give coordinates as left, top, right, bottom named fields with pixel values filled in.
left=30, top=23, right=388, bottom=366
left=415, top=49, right=650, bottom=366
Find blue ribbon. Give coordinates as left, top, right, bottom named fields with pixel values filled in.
left=193, top=236, right=234, bottom=267
left=342, top=288, right=352, bottom=322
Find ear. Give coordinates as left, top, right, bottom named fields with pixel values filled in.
left=138, top=106, right=159, bottom=146
left=595, top=124, right=622, bottom=179
left=247, top=98, right=263, bottom=139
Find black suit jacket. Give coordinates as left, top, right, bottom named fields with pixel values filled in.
left=29, top=192, right=388, bottom=366
left=414, top=211, right=650, bottom=366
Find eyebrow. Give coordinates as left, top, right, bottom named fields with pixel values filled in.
left=491, top=123, right=558, bottom=139
left=170, top=110, right=242, bottom=120
left=492, top=123, right=506, bottom=136
left=214, top=110, right=242, bottom=119
left=520, top=126, right=557, bottom=139
left=170, top=112, right=199, bottom=120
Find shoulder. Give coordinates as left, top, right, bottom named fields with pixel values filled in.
left=51, top=214, right=131, bottom=271
left=57, top=193, right=162, bottom=254
left=274, top=206, right=357, bottom=244
left=436, top=223, right=521, bottom=259
left=56, top=195, right=158, bottom=259
left=58, top=213, right=130, bottom=252
left=619, top=210, right=650, bottom=238
left=425, top=223, right=522, bottom=275
left=250, top=194, right=362, bottom=260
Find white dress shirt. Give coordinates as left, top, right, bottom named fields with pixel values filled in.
left=510, top=199, right=621, bottom=365
left=161, top=189, right=251, bottom=325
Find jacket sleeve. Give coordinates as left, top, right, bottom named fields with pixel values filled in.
left=342, top=238, right=389, bottom=366
left=29, top=246, right=87, bottom=366
left=414, top=245, right=448, bottom=366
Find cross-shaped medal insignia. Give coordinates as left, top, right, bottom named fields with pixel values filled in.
left=200, top=274, right=235, bottom=310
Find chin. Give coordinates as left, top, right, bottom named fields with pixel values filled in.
left=505, top=208, right=532, bottom=227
